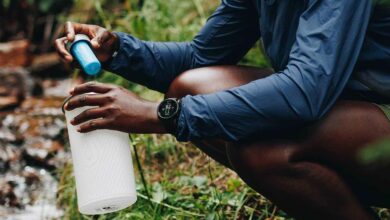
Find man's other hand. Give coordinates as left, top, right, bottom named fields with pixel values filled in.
left=64, top=82, right=166, bottom=134
left=54, top=21, right=119, bottom=64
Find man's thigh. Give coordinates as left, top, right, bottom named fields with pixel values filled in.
left=166, top=65, right=273, bottom=167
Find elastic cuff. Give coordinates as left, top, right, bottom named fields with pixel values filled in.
left=174, top=96, right=190, bottom=142
left=102, top=32, right=125, bottom=70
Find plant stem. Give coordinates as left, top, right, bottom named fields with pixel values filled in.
left=129, top=134, right=153, bottom=208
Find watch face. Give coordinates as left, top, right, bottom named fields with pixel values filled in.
left=158, top=99, right=179, bottom=119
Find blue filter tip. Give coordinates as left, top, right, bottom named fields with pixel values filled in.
left=70, top=39, right=101, bottom=75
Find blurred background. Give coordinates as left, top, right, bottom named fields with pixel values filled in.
left=0, top=0, right=389, bottom=219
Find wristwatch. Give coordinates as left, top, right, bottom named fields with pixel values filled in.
left=157, top=98, right=181, bottom=134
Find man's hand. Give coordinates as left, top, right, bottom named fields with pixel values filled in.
left=55, top=21, right=119, bottom=64
left=64, top=82, right=166, bottom=134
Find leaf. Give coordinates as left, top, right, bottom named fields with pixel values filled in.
left=227, top=178, right=242, bottom=192
left=206, top=212, right=217, bottom=220
left=3, top=0, right=10, bottom=8
left=38, top=0, right=55, bottom=12
left=358, top=139, right=390, bottom=166
left=152, top=182, right=168, bottom=203
left=192, top=175, right=207, bottom=189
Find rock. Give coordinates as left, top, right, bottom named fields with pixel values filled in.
left=22, top=138, right=63, bottom=170
left=0, top=129, right=24, bottom=145
left=0, top=180, right=22, bottom=208
left=0, top=40, right=31, bottom=67
left=0, top=71, right=25, bottom=110
left=30, top=53, right=70, bottom=78
left=0, top=145, right=22, bottom=174
left=0, top=96, right=20, bottom=110
left=22, top=167, right=41, bottom=187
left=40, top=118, right=66, bottom=139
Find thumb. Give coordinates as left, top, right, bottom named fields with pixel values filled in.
left=91, top=38, right=101, bottom=49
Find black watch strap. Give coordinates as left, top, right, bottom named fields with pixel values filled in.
left=162, top=114, right=179, bottom=135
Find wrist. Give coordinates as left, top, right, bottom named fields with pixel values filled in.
left=111, top=32, right=120, bottom=55
left=144, top=101, right=167, bottom=134
left=102, top=32, right=120, bottom=65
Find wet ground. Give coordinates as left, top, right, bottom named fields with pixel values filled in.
left=0, top=64, right=76, bottom=219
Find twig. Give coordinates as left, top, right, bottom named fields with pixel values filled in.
left=129, top=135, right=153, bottom=207
left=137, top=193, right=205, bottom=217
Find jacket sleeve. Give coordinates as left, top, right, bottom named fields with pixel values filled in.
left=104, top=0, right=259, bottom=93
left=175, top=0, right=373, bottom=141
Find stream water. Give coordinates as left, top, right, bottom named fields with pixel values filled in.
left=0, top=71, right=76, bottom=219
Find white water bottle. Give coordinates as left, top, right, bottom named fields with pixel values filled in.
left=62, top=96, right=137, bottom=215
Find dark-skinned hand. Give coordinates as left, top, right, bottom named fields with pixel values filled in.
left=54, top=21, right=118, bottom=64
left=64, top=82, right=166, bottom=134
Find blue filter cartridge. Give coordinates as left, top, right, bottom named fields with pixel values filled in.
left=67, top=34, right=101, bottom=75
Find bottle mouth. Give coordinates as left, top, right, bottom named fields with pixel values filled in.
left=61, top=95, right=74, bottom=114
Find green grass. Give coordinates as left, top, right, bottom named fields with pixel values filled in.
left=58, top=134, right=291, bottom=219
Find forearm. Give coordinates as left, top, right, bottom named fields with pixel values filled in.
left=104, top=32, right=195, bottom=93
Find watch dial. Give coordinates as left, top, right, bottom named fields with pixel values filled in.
left=159, top=99, right=178, bottom=119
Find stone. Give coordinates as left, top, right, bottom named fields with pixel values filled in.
left=0, top=40, right=31, bottom=67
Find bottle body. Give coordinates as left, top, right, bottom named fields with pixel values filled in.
left=63, top=104, right=137, bottom=215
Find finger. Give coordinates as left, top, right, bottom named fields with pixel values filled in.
left=70, top=81, right=113, bottom=96
left=65, top=21, right=95, bottom=41
left=91, top=29, right=112, bottom=49
left=77, top=118, right=111, bottom=133
left=55, top=37, right=73, bottom=62
left=65, top=21, right=75, bottom=41
left=65, top=94, right=112, bottom=111
left=71, top=107, right=108, bottom=125
left=90, top=28, right=107, bottom=48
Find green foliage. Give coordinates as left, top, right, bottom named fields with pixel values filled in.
left=1, top=0, right=10, bottom=8
left=0, top=0, right=69, bottom=13
left=377, top=0, right=390, bottom=5
left=358, top=139, right=390, bottom=166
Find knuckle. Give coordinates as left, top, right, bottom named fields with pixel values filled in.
left=86, top=81, right=96, bottom=86
left=78, top=95, right=87, bottom=103
left=89, top=120, right=96, bottom=128
left=106, top=95, right=115, bottom=102
left=83, top=110, right=90, bottom=117
left=106, top=117, right=115, bottom=125
left=93, top=25, right=101, bottom=31
left=107, top=104, right=119, bottom=112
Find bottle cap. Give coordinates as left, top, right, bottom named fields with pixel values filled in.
left=65, top=34, right=92, bottom=52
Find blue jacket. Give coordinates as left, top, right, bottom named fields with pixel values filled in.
left=106, top=0, right=390, bottom=141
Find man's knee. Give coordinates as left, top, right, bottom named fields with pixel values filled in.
left=227, top=141, right=298, bottom=177
left=166, top=65, right=271, bottom=98
left=166, top=68, right=211, bottom=98
left=166, top=66, right=230, bottom=98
